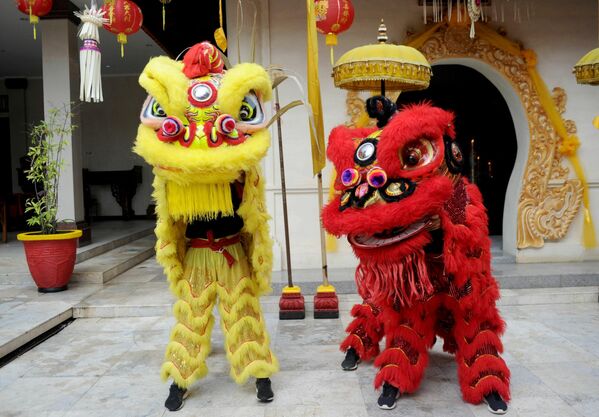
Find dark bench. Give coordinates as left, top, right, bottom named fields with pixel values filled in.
left=83, top=165, right=143, bottom=220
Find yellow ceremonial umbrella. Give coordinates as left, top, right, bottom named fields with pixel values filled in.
left=333, top=20, right=432, bottom=96
left=574, top=47, right=599, bottom=86
left=573, top=0, right=599, bottom=86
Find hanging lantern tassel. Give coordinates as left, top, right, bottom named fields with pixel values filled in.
left=16, top=0, right=54, bottom=40
left=160, top=0, right=171, bottom=31
left=75, top=4, right=108, bottom=103
left=326, top=32, right=337, bottom=67
left=117, top=33, right=127, bottom=57
left=29, top=5, right=39, bottom=40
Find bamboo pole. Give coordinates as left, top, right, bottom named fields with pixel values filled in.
left=316, top=172, right=329, bottom=286
left=275, top=88, right=294, bottom=288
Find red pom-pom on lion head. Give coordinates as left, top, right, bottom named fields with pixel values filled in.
left=182, top=41, right=224, bottom=79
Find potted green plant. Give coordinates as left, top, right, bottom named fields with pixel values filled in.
left=17, top=106, right=82, bottom=293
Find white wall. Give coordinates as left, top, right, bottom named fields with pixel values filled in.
left=227, top=0, right=599, bottom=268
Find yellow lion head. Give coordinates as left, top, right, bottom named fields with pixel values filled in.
left=134, top=42, right=273, bottom=186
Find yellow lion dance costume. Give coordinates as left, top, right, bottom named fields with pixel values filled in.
left=134, top=42, right=278, bottom=410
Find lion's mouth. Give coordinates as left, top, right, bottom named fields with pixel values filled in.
left=348, top=216, right=440, bottom=248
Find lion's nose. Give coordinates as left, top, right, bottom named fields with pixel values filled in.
left=157, top=117, right=185, bottom=143
left=205, top=114, right=247, bottom=147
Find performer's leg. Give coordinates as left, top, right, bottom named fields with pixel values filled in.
left=374, top=302, right=436, bottom=395
left=161, top=248, right=218, bottom=391
left=340, top=302, right=383, bottom=368
left=450, top=295, right=510, bottom=407
left=217, top=243, right=278, bottom=388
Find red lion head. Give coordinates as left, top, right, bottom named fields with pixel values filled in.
left=323, top=103, right=482, bottom=306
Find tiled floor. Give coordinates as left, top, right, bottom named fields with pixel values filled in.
left=2, top=229, right=599, bottom=417
left=1, top=301, right=598, bottom=417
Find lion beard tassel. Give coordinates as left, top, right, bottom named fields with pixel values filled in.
left=355, top=249, right=433, bottom=307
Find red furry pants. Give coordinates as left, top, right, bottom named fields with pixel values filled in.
left=341, top=292, right=510, bottom=404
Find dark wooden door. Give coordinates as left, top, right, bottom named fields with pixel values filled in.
left=0, top=117, right=11, bottom=196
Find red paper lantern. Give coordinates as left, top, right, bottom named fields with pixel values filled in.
left=315, top=0, right=355, bottom=47
left=101, top=0, right=143, bottom=58
left=16, top=0, right=53, bottom=40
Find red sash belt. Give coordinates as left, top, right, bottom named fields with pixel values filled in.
left=189, top=231, right=241, bottom=267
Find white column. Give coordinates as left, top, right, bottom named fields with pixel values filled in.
left=41, top=19, right=85, bottom=223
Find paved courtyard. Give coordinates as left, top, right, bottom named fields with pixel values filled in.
left=1, top=292, right=598, bottom=417
left=2, top=229, right=599, bottom=417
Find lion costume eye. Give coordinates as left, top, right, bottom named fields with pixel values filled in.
left=399, top=138, right=436, bottom=170
left=239, top=92, right=264, bottom=124
left=140, top=95, right=167, bottom=129
left=151, top=100, right=166, bottom=117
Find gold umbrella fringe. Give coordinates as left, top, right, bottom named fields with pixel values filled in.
left=334, top=61, right=432, bottom=91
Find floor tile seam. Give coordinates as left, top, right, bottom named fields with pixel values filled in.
left=64, top=374, right=106, bottom=414
left=518, top=360, right=598, bottom=416
left=528, top=333, right=599, bottom=362
left=524, top=359, right=599, bottom=369
left=72, top=282, right=125, bottom=311
left=0, top=323, right=71, bottom=351
left=64, top=333, right=134, bottom=405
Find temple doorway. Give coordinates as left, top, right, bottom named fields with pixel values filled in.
left=397, top=64, right=518, bottom=236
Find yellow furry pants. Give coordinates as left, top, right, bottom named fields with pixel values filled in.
left=161, top=242, right=278, bottom=388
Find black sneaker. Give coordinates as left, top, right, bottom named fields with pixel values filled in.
left=341, top=347, right=360, bottom=371
left=164, top=383, right=188, bottom=412
left=256, top=377, right=274, bottom=402
left=483, top=391, right=508, bottom=415
left=377, top=382, right=400, bottom=410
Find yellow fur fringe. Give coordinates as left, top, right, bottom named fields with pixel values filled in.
left=166, top=181, right=234, bottom=221
left=138, top=56, right=188, bottom=119
left=161, top=249, right=278, bottom=387
left=218, top=63, right=273, bottom=117
left=238, top=166, right=273, bottom=295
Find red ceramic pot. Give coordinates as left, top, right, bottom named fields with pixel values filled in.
left=17, top=230, right=82, bottom=293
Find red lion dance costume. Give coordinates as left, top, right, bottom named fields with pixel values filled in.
left=323, top=103, right=510, bottom=414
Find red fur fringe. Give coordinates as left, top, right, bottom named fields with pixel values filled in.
left=356, top=249, right=433, bottom=308
left=327, top=125, right=377, bottom=174
left=340, top=304, right=382, bottom=361
left=373, top=359, right=428, bottom=393
left=456, top=331, right=504, bottom=360
left=378, top=104, right=455, bottom=179
left=458, top=355, right=511, bottom=386
left=461, top=374, right=511, bottom=404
